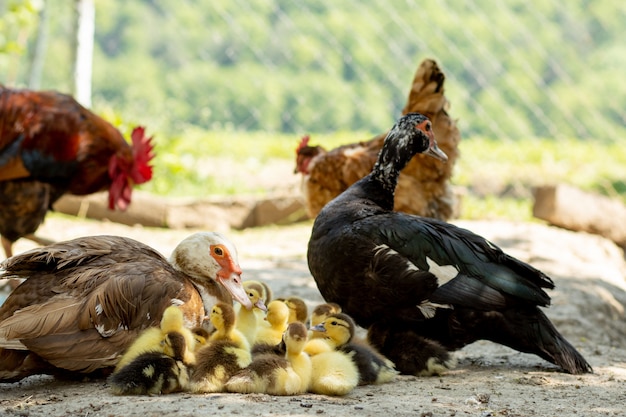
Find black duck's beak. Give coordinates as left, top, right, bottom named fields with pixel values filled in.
left=426, top=139, right=448, bottom=162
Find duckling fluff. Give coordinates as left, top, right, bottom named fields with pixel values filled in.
left=312, top=313, right=398, bottom=385
left=237, top=281, right=268, bottom=346
left=190, top=339, right=252, bottom=393
left=109, top=331, right=192, bottom=395
left=189, top=302, right=252, bottom=393
left=225, top=322, right=311, bottom=395
left=114, top=305, right=196, bottom=371
left=309, top=350, right=359, bottom=396
left=209, top=302, right=250, bottom=351
left=254, top=300, right=289, bottom=346
left=109, top=353, right=191, bottom=395
left=283, top=296, right=308, bottom=324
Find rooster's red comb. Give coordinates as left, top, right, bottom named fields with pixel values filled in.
left=296, top=135, right=310, bottom=153
left=130, top=126, right=155, bottom=184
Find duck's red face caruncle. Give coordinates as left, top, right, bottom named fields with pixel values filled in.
left=210, top=243, right=252, bottom=310
left=415, top=119, right=448, bottom=162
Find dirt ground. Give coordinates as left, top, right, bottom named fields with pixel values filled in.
left=1, top=215, right=626, bottom=417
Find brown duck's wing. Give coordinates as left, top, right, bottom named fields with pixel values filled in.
left=0, top=235, right=202, bottom=372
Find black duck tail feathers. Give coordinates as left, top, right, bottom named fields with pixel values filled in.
left=493, top=308, right=592, bottom=374
left=533, top=311, right=592, bottom=374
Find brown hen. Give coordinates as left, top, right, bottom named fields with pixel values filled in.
left=295, top=59, right=461, bottom=220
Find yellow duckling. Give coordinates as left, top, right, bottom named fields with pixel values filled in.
left=208, top=302, right=250, bottom=351
left=254, top=300, right=289, bottom=346
left=189, top=302, right=252, bottom=393
left=109, top=331, right=192, bottom=395
left=115, top=305, right=196, bottom=371
left=310, top=302, right=342, bottom=327
left=253, top=279, right=273, bottom=306
left=237, top=281, right=268, bottom=346
left=306, top=302, right=343, bottom=350
left=309, top=348, right=359, bottom=396
left=283, top=296, right=308, bottom=324
left=311, top=313, right=398, bottom=385
left=225, top=322, right=311, bottom=395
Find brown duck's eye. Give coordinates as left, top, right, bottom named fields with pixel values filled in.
left=214, top=247, right=224, bottom=256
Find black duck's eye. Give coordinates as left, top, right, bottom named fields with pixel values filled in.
left=424, top=122, right=432, bottom=131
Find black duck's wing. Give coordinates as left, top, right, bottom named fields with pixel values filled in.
left=371, top=214, right=554, bottom=308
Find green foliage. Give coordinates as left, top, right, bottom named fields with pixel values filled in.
left=2, top=0, right=623, bottom=141
left=2, top=1, right=624, bottom=219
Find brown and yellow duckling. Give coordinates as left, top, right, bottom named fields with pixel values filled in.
left=225, top=322, right=311, bottom=395
left=109, top=306, right=196, bottom=395
left=310, top=303, right=342, bottom=327
left=114, top=306, right=197, bottom=372
left=311, top=313, right=398, bottom=385
left=109, top=331, right=192, bottom=395
left=190, top=302, right=252, bottom=393
left=282, top=296, right=309, bottom=324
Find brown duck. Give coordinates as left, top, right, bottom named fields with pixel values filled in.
left=0, top=232, right=252, bottom=382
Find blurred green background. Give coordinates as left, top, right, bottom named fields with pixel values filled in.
left=1, top=0, right=624, bottom=219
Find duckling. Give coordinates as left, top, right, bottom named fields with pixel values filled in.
left=191, top=327, right=211, bottom=350
left=254, top=300, right=289, bottom=346
left=109, top=352, right=191, bottom=395
left=307, top=302, right=343, bottom=346
left=109, top=331, right=192, bottom=395
left=311, top=303, right=342, bottom=327
left=115, top=305, right=196, bottom=372
left=311, top=313, right=398, bottom=385
left=190, top=339, right=252, bottom=393
left=283, top=322, right=312, bottom=393
left=252, top=279, right=273, bottom=306
left=237, top=281, right=269, bottom=346
left=282, top=296, right=308, bottom=324
left=209, top=302, right=250, bottom=351
left=189, top=302, right=252, bottom=393
left=309, top=349, right=359, bottom=396
left=225, top=322, right=311, bottom=395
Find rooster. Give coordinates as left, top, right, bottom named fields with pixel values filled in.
left=294, top=59, right=461, bottom=220
left=0, top=86, right=154, bottom=258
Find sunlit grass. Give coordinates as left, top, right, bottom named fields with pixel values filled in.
left=455, top=136, right=626, bottom=201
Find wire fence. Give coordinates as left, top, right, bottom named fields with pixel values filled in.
left=193, top=0, right=625, bottom=142
left=1, top=0, right=625, bottom=203
left=2, top=1, right=625, bottom=142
